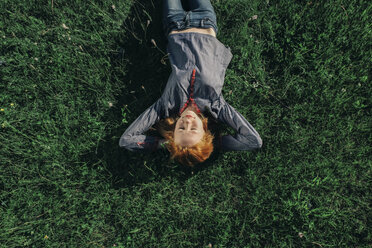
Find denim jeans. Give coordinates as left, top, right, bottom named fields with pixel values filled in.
left=162, top=0, right=218, bottom=37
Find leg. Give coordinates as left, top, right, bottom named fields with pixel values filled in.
left=181, top=0, right=191, bottom=11
left=187, top=0, right=216, bottom=15
left=186, top=0, right=218, bottom=35
left=162, top=0, right=186, bottom=36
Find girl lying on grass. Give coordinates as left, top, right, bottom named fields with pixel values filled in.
left=119, top=0, right=262, bottom=167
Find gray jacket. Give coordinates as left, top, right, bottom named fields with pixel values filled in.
left=119, top=32, right=262, bottom=152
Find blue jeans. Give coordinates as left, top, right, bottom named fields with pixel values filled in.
left=162, top=0, right=218, bottom=37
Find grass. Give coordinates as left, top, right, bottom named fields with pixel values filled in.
left=0, top=0, right=370, bottom=247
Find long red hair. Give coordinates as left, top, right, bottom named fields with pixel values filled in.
left=155, top=112, right=214, bottom=167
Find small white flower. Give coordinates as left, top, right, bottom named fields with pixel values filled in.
left=151, top=39, right=157, bottom=47
left=62, top=23, right=69, bottom=29
left=251, top=15, right=258, bottom=20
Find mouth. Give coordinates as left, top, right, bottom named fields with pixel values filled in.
left=185, top=115, right=194, bottom=118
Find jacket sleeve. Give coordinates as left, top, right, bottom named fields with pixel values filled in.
left=217, top=100, right=262, bottom=151
left=118, top=99, right=162, bottom=152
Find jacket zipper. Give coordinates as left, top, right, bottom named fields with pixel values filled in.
left=179, top=68, right=201, bottom=115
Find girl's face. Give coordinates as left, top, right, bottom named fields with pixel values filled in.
left=174, top=110, right=205, bottom=147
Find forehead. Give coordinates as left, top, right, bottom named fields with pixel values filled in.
left=179, top=138, right=196, bottom=146
left=177, top=137, right=199, bottom=146
left=174, top=130, right=204, bottom=146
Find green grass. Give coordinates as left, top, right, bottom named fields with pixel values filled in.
left=0, top=0, right=370, bottom=247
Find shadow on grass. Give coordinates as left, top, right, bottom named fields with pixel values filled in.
left=80, top=0, right=225, bottom=189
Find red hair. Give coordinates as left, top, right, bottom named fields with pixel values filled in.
left=155, top=112, right=214, bottom=167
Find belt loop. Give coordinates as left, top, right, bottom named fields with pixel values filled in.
left=185, top=11, right=190, bottom=27
left=200, top=19, right=204, bottom=27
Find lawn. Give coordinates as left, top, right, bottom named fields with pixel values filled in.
left=0, top=0, right=370, bottom=247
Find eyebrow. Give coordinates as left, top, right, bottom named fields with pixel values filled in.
left=178, top=130, right=199, bottom=133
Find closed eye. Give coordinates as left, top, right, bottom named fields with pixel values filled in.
left=180, top=127, right=197, bottom=130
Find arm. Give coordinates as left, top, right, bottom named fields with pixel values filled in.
left=217, top=99, right=262, bottom=151
left=118, top=99, right=163, bottom=152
